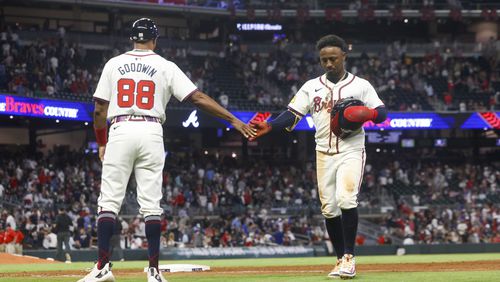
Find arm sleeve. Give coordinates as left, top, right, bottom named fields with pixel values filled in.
left=168, top=62, right=198, bottom=102
left=93, top=60, right=113, bottom=102
left=269, top=110, right=298, bottom=131
left=373, top=106, right=387, bottom=124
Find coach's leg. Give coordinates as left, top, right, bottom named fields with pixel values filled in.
left=336, top=149, right=365, bottom=255
left=97, top=124, right=135, bottom=269
left=316, top=151, right=344, bottom=258
left=134, top=123, right=165, bottom=270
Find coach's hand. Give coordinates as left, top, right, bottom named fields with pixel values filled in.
left=248, top=121, right=272, bottom=141
left=232, top=120, right=257, bottom=139
left=98, top=145, right=106, bottom=162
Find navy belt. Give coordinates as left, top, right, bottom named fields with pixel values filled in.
left=111, top=115, right=161, bottom=124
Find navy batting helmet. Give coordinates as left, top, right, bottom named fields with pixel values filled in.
left=130, top=18, right=159, bottom=43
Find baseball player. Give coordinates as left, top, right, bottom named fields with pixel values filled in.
left=78, top=18, right=255, bottom=282
left=250, top=34, right=387, bottom=279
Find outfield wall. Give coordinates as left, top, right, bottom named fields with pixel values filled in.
left=22, top=243, right=500, bottom=262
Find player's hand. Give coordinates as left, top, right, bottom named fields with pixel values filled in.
left=232, top=120, right=257, bottom=139
left=248, top=121, right=272, bottom=141
left=98, top=145, right=106, bottom=162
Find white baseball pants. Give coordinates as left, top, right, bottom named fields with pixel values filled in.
left=316, top=149, right=365, bottom=218
left=98, top=121, right=164, bottom=217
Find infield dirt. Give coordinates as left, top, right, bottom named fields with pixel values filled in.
left=0, top=253, right=499, bottom=278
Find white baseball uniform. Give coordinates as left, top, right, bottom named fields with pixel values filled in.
left=93, top=49, right=197, bottom=216
left=288, top=72, right=384, bottom=218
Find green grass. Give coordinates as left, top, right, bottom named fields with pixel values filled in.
left=1, top=253, right=499, bottom=282
left=1, top=272, right=500, bottom=282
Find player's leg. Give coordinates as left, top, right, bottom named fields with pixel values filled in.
left=96, top=124, right=136, bottom=269
left=316, top=151, right=344, bottom=278
left=335, top=148, right=366, bottom=278
left=133, top=123, right=166, bottom=278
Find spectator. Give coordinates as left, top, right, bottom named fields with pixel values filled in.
left=42, top=228, right=57, bottom=249
left=55, top=208, right=72, bottom=263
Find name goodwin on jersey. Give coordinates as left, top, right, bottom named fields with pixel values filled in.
left=118, top=63, right=157, bottom=77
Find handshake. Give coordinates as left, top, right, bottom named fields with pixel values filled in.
left=230, top=113, right=271, bottom=141
left=245, top=112, right=273, bottom=141
left=247, top=120, right=272, bottom=141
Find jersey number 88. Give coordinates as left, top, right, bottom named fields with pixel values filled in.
left=117, top=78, right=155, bottom=110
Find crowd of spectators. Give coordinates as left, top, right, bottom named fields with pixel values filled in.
left=0, top=146, right=498, bottom=254
left=1, top=26, right=498, bottom=112
left=233, top=38, right=499, bottom=112
left=370, top=149, right=499, bottom=244
left=0, top=26, right=96, bottom=100
left=131, top=0, right=495, bottom=10
left=382, top=204, right=500, bottom=245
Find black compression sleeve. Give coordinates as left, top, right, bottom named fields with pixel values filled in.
left=373, top=106, right=387, bottom=124
left=269, top=110, right=298, bottom=131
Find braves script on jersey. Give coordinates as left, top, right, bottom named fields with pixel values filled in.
left=93, top=49, right=197, bottom=122
left=288, top=72, right=384, bottom=154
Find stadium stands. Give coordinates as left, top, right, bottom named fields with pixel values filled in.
left=1, top=28, right=498, bottom=112
left=0, top=1, right=499, bottom=254
left=0, top=147, right=498, bottom=250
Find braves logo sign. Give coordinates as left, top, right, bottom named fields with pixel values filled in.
left=182, top=110, right=200, bottom=128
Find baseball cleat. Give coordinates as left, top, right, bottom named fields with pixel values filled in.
left=147, top=267, right=168, bottom=282
left=339, top=254, right=356, bottom=279
left=77, top=262, right=115, bottom=282
left=327, top=258, right=342, bottom=279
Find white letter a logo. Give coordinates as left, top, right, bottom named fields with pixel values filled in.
left=182, top=110, right=200, bottom=128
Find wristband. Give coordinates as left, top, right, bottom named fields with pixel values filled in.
left=94, top=126, right=108, bottom=146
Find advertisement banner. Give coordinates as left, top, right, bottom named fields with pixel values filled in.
left=292, top=112, right=453, bottom=131
left=164, top=246, right=315, bottom=259
left=4, top=93, right=497, bottom=131
left=0, top=94, right=93, bottom=121
left=461, top=112, right=500, bottom=129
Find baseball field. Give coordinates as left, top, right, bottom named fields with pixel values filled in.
left=0, top=253, right=499, bottom=281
